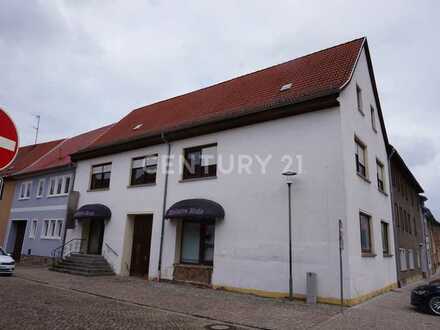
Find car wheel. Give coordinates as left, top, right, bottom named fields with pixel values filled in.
left=429, top=296, right=440, bottom=316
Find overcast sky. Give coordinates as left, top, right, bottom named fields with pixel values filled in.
left=1, top=1, right=439, bottom=216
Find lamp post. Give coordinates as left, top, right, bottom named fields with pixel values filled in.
left=282, top=170, right=297, bottom=300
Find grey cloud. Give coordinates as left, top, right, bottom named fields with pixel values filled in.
left=0, top=0, right=439, bottom=218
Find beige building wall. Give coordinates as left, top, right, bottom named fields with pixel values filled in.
left=0, top=180, right=16, bottom=246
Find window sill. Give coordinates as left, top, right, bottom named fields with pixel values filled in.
left=18, top=198, right=31, bottom=201
left=361, top=252, right=377, bottom=258
left=87, top=188, right=110, bottom=192
left=127, top=183, right=156, bottom=189
left=40, top=237, right=62, bottom=240
left=357, top=173, right=371, bottom=184
left=179, top=176, right=217, bottom=183
left=383, top=253, right=393, bottom=258
left=174, top=263, right=213, bottom=269
left=47, top=194, right=69, bottom=198
left=358, top=109, right=365, bottom=116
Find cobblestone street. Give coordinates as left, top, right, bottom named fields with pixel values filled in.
left=1, top=266, right=439, bottom=329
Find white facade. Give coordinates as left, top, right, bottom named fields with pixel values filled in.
left=66, top=46, right=396, bottom=303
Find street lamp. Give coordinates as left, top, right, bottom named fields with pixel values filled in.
left=282, top=170, right=297, bottom=300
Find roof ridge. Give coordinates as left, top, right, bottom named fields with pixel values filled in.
left=129, top=37, right=366, bottom=114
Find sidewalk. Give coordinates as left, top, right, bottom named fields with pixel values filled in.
left=15, top=266, right=341, bottom=329
left=15, top=266, right=440, bottom=329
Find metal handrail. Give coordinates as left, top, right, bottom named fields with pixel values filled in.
left=51, top=238, right=85, bottom=267
left=104, top=242, right=119, bottom=257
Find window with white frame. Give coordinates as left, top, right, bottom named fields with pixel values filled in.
left=370, top=105, right=377, bottom=132
left=19, top=181, right=32, bottom=200
left=29, top=220, right=38, bottom=238
left=130, top=154, right=158, bottom=186
left=36, top=179, right=45, bottom=198
left=41, top=219, right=63, bottom=239
left=399, top=248, right=407, bottom=271
left=47, top=175, right=71, bottom=197
left=376, top=159, right=386, bottom=193
left=408, top=249, right=415, bottom=269
left=356, top=84, right=363, bottom=114
left=355, top=138, right=368, bottom=178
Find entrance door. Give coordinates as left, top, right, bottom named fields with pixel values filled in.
left=12, top=221, right=27, bottom=262
left=87, top=219, right=105, bottom=255
left=130, top=215, right=153, bottom=277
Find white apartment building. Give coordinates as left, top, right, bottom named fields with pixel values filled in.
left=65, top=37, right=397, bottom=305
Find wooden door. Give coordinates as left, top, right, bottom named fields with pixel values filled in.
left=12, top=221, right=26, bottom=262
left=130, top=215, right=153, bottom=277
left=87, top=219, right=104, bottom=255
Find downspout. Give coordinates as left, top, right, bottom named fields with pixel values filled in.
left=419, top=196, right=431, bottom=279
left=387, top=146, right=401, bottom=287
left=158, top=132, right=171, bottom=281
left=61, top=166, right=76, bottom=257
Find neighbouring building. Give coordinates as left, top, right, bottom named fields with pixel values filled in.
left=423, top=206, right=440, bottom=274
left=0, top=140, right=64, bottom=248
left=4, top=126, right=110, bottom=262
left=389, top=146, right=425, bottom=286
left=63, top=37, right=397, bottom=305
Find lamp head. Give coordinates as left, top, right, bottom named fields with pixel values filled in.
left=282, top=170, right=297, bottom=184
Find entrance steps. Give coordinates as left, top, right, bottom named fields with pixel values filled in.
left=50, top=253, right=115, bottom=276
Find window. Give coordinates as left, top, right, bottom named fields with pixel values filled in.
left=416, top=250, right=421, bottom=269
left=43, top=220, right=49, bottom=238
left=29, top=220, right=38, bottom=239
left=356, top=84, right=363, bottom=114
left=90, top=163, right=112, bottom=190
left=130, top=154, right=158, bottom=186
left=381, top=221, right=390, bottom=256
left=408, top=249, right=415, bottom=270
left=41, top=219, right=63, bottom=239
left=47, top=175, right=71, bottom=197
left=182, top=144, right=217, bottom=180
left=399, top=248, right=407, bottom=271
left=36, top=179, right=45, bottom=198
left=0, top=177, right=4, bottom=200
left=355, top=138, right=368, bottom=178
left=395, top=203, right=400, bottom=228
left=370, top=105, right=377, bottom=132
left=57, top=220, right=63, bottom=238
left=407, top=211, right=412, bottom=234
left=19, top=181, right=32, bottom=200
left=49, top=178, right=56, bottom=195
left=376, top=160, right=386, bottom=192
left=359, top=212, right=373, bottom=254
left=413, top=217, right=417, bottom=236
left=181, top=221, right=215, bottom=265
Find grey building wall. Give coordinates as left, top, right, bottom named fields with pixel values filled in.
left=5, top=168, right=74, bottom=257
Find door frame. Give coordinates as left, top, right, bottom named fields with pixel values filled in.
left=9, top=220, right=28, bottom=262
left=86, top=219, right=105, bottom=255
left=129, top=214, right=153, bottom=277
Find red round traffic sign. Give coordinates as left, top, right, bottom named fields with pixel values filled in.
left=0, top=108, right=19, bottom=171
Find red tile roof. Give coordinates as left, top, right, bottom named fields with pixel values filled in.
left=15, top=125, right=113, bottom=176
left=0, top=139, right=64, bottom=178
left=87, top=38, right=365, bottom=150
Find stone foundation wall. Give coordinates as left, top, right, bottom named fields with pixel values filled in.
left=18, top=255, right=52, bottom=266
left=173, top=264, right=212, bottom=285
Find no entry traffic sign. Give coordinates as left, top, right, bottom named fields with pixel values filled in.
left=0, top=108, right=19, bottom=171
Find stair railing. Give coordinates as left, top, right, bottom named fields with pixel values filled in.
left=51, top=238, right=85, bottom=267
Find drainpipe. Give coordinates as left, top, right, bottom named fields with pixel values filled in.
left=158, top=132, right=171, bottom=281
left=61, top=166, right=76, bottom=257
left=387, top=146, right=401, bottom=287
left=419, top=196, right=431, bottom=279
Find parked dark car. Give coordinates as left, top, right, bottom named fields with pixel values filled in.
left=411, top=279, right=440, bottom=315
